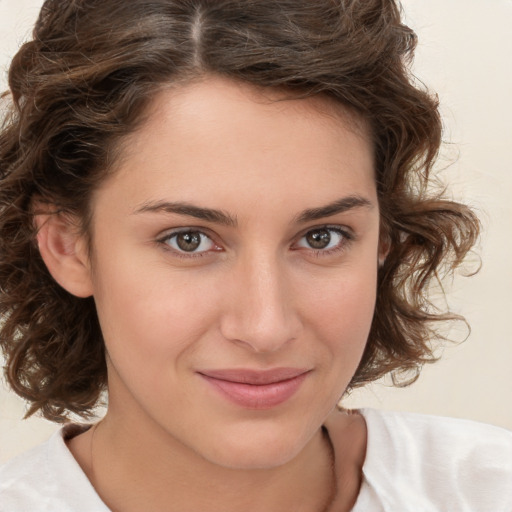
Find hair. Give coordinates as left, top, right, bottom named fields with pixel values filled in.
left=0, top=0, right=479, bottom=422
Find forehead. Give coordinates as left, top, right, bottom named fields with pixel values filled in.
left=96, top=76, right=376, bottom=216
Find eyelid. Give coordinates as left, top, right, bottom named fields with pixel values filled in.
left=295, top=223, right=355, bottom=241
left=157, top=225, right=218, bottom=240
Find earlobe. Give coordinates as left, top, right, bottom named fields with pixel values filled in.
left=378, top=236, right=391, bottom=268
left=35, top=211, right=94, bottom=298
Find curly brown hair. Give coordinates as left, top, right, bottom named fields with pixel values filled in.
left=0, top=0, right=479, bottom=422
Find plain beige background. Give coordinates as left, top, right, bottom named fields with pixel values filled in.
left=1, top=0, right=511, bottom=464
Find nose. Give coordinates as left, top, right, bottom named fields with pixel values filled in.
left=219, top=251, right=302, bottom=353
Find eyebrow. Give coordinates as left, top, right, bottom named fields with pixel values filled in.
left=293, top=195, right=373, bottom=224
left=133, top=195, right=373, bottom=227
left=133, top=201, right=238, bottom=227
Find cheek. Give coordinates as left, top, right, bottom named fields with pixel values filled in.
left=92, top=259, right=219, bottom=369
left=298, top=262, right=377, bottom=363
left=92, top=266, right=224, bottom=414
left=303, top=261, right=377, bottom=324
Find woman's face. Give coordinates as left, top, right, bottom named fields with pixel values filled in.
left=86, top=76, right=381, bottom=469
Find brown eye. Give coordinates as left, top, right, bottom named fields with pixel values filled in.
left=305, top=229, right=332, bottom=249
left=296, top=227, right=349, bottom=253
left=164, top=230, right=215, bottom=253
left=176, top=232, right=201, bottom=251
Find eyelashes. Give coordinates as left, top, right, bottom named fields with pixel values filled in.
left=157, top=225, right=354, bottom=260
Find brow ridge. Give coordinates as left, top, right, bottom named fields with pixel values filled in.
left=294, top=195, right=373, bottom=224
left=133, top=201, right=238, bottom=227
left=134, top=195, right=373, bottom=227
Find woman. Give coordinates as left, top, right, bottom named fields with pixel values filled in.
left=0, top=0, right=511, bottom=510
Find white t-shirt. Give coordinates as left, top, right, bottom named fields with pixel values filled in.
left=350, top=409, right=512, bottom=511
left=1, top=408, right=511, bottom=511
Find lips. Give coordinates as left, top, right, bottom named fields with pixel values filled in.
left=198, top=368, right=310, bottom=409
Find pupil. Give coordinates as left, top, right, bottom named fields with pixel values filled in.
left=307, top=229, right=331, bottom=249
left=177, top=232, right=201, bottom=251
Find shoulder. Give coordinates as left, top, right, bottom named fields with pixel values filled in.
left=0, top=426, right=108, bottom=512
left=355, top=408, right=512, bottom=511
left=1, top=437, right=48, bottom=512
left=360, top=408, right=512, bottom=465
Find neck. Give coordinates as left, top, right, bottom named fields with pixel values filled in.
left=70, top=410, right=337, bottom=512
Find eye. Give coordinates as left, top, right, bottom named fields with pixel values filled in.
left=161, top=230, right=217, bottom=254
left=295, top=226, right=351, bottom=253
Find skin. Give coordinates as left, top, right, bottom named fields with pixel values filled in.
left=39, top=76, right=382, bottom=511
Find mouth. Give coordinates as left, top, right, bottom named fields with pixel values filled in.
left=197, top=368, right=311, bottom=409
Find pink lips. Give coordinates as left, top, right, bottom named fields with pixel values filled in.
left=198, top=368, right=310, bottom=409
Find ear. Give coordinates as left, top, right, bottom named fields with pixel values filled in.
left=378, top=235, right=391, bottom=268
left=34, top=210, right=93, bottom=298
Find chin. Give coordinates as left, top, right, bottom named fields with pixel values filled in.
left=206, top=446, right=300, bottom=471
left=197, top=423, right=313, bottom=470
